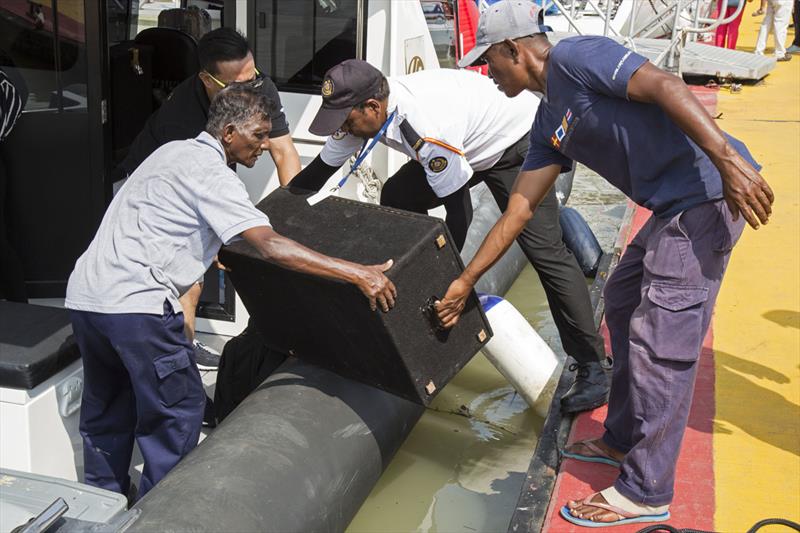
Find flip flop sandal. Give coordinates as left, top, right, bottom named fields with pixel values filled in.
left=560, top=492, right=670, bottom=528
left=561, top=439, right=622, bottom=468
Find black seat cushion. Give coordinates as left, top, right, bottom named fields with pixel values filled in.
left=134, top=27, right=199, bottom=97
left=0, top=302, right=81, bottom=390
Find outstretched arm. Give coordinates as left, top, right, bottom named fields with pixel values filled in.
left=287, top=155, right=340, bottom=191
left=435, top=164, right=561, bottom=328
left=627, top=62, right=774, bottom=228
left=268, top=134, right=301, bottom=186
left=241, top=225, right=396, bottom=312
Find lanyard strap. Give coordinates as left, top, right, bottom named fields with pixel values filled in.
left=336, top=110, right=396, bottom=188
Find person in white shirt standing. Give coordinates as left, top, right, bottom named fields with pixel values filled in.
left=754, top=0, right=794, bottom=60
left=291, top=60, right=610, bottom=414
left=66, top=83, right=396, bottom=501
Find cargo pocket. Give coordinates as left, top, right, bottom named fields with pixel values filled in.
left=154, top=349, right=192, bottom=407
left=634, top=282, right=708, bottom=362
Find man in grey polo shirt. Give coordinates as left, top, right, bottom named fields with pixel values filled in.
left=65, top=84, right=396, bottom=499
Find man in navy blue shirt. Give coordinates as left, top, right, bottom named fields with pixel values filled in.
left=442, top=0, right=774, bottom=526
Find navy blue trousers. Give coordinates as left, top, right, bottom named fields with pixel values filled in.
left=69, top=301, right=205, bottom=499
left=602, top=200, right=744, bottom=505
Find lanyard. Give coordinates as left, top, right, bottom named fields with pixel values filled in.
left=307, top=110, right=396, bottom=206
left=336, top=110, right=396, bottom=188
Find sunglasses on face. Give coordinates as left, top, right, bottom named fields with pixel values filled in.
left=204, top=67, right=265, bottom=89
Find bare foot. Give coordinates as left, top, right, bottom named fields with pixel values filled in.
left=567, top=492, right=626, bottom=523
left=564, top=438, right=626, bottom=463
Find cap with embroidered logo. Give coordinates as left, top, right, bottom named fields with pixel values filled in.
left=458, top=0, right=553, bottom=68
left=309, top=59, right=384, bottom=136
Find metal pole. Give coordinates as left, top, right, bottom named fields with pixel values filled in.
left=628, top=0, right=639, bottom=38
left=549, top=0, right=587, bottom=34
left=603, top=0, right=612, bottom=36
left=667, top=0, right=684, bottom=70
left=690, top=0, right=702, bottom=41
left=584, top=0, right=623, bottom=36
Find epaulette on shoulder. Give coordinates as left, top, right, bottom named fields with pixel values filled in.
left=399, top=119, right=425, bottom=152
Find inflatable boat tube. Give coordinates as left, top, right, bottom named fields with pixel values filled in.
left=462, top=183, right=527, bottom=296
left=559, top=206, right=603, bottom=278
left=478, top=295, right=560, bottom=417
left=130, top=358, right=424, bottom=533
left=554, top=167, right=575, bottom=207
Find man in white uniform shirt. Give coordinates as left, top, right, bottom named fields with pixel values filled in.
left=65, top=84, right=396, bottom=500
left=291, top=60, right=610, bottom=414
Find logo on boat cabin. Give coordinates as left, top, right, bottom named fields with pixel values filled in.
left=321, top=78, right=334, bottom=98
left=429, top=156, right=448, bottom=173
left=551, top=109, right=573, bottom=149
left=407, top=56, right=425, bottom=74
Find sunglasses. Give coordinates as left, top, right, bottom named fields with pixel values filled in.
left=204, top=67, right=265, bottom=89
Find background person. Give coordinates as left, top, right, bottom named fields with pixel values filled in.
left=786, top=0, right=800, bottom=53
left=0, top=62, right=28, bottom=303
left=713, top=0, right=748, bottom=49
left=754, top=0, right=794, bottom=60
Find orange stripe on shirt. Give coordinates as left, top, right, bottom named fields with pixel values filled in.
left=422, top=138, right=465, bottom=156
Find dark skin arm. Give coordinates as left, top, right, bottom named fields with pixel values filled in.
left=268, top=133, right=302, bottom=186
left=435, top=165, right=561, bottom=328
left=627, top=62, right=774, bottom=229
left=241, top=225, right=397, bottom=312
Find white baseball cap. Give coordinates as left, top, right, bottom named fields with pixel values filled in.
left=458, top=0, right=553, bottom=68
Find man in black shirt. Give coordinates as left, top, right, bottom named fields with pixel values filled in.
left=122, top=27, right=299, bottom=183
left=0, top=64, right=28, bottom=303
left=121, top=28, right=301, bottom=370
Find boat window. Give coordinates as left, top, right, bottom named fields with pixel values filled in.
left=251, top=0, right=363, bottom=93
left=105, top=1, right=223, bottom=44
left=421, top=0, right=457, bottom=69
left=0, top=1, right=88, bottom=112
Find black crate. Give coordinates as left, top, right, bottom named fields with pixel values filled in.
left=219, top=187, right=492, bottom=405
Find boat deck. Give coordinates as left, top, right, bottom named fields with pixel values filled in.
left=533, top=17, right=800, bottom=532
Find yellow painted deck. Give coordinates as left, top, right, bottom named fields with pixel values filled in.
left=712, top=13, right=800, bottom=531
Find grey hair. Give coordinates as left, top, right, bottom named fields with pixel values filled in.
left=205, top=83, right=275, bottom=137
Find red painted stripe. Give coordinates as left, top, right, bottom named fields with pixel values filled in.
left=542, top=203, right=717, bottom=531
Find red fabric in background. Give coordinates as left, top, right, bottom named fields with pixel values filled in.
left=457, top=0, right=489, bottom=75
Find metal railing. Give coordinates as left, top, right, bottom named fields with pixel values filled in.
left=478, top=0, right=750, bottom=70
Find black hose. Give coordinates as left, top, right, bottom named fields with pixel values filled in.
left=636, top=518, right=800, bottom=533
left=747, top=518, right=800, bottom=533
left=635, top=525, right=713, bottom=533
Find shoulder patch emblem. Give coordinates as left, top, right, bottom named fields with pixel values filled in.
left=429, top=156, right=448, bottom=173
left=321, top=78, right=334, bottom=98
left=331, top=129, right=347, bottom=140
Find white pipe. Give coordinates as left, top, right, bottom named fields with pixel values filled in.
left=479, top=295, right=561, bottom=417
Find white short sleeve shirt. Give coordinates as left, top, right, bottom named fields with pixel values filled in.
left=319, top=69, right=539, bottom=198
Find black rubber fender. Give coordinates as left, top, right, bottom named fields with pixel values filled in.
left=130, top=358, right=424, bottom=533
left=554, top=166, right=576, bottom=207
left=559, top=206, right=603, bottom=278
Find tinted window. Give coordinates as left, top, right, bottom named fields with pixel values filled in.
left=0, top=1, right=88, bottom=112
left=252, top=0, right=362, bottom=93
